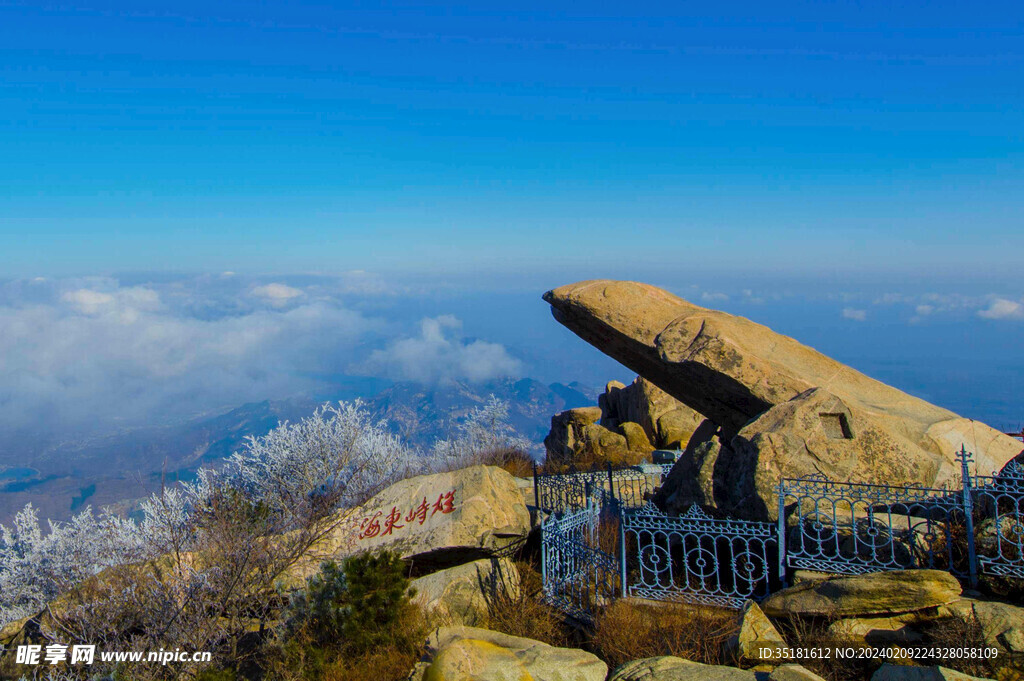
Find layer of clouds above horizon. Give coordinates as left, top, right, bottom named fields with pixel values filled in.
left=0, top=272, right=531, bottom=450
left=1, top=271, right=1022, bottom=462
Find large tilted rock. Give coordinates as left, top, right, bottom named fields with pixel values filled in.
left=411, top=557, right=520, bottom=627
left=608, top=656, right=755, bottom=681
left=544, top=280, right=1021, bottom=519
left=409, top=625, right=607, bottom=681
left=760, top=569, right=961, bottom=618
left=294, top=465, right=530, bottom=581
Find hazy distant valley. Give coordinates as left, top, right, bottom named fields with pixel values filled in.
left=0, top=377, right=596, bottom=523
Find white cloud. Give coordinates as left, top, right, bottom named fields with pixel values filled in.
left=356, top=315, right=523, bottom=384
left=251, top=283, right=303, bottom=305
left=842, top=307, right=867, bottom=322
left=978, top=298, right=1024, bottom=321
left=0, top=278, right=379, bottom=446
left=60, top=289, right=115, bottom=314
left=700, top=292, right=729, bottom=303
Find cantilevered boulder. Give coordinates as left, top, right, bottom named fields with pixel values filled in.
left=544, top=280, right=1021, bottom=519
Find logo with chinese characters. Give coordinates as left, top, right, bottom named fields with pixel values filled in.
left=16, top=644, right=96, bottom=665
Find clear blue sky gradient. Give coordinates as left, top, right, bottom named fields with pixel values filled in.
left=1, top=1, right=1022, bottom=277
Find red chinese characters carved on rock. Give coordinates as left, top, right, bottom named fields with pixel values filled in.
left=358, top=489, right=456, bottom=540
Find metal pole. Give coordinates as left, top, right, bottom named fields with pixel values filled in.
left=777, top=478, right=788, bottom=588
left=533, top=461, right=541, bottom=517
left=540, top=513, right=548, bottom=594
left=607, top=462, right=616, bottom=508
left=619, top=507, right=628, bottom=597
left=959, top=445, right=978, bottom=588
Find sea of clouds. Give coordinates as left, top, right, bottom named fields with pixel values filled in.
left=0, top=272, right=523, bottom=452
left=1, top=271, right=1021, bottom=460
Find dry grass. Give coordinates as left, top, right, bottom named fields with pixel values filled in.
left=484, top=559, right=574, bottom=648
left=476, top=446, right=537, bottom=478
left=924, top=608, right=1019, bottom=681
left=590, top=599, right=738, bottom=671
left=259, top=601, right=428, bottom=681
left=772, top=613, right=877, bottom=681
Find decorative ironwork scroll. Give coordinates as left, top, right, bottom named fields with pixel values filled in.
left=973, top=460, right=1024, bottom=578
left=534, top=464, right=660, bottom=515
left=540, top=501, right=619, bottom=622
left=621, top=504, right=776, bottom=609
left=778, top=472, right=973, bottom=581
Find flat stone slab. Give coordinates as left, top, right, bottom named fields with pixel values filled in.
left=761, top=569, right=961, bottom=618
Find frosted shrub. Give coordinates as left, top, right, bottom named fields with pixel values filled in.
left=0, top=504, right=142, bottom=627
left=431, top=395, right=535, bottom=472
left=0, top=400, right=417, bottom=650
left=221, top=400, right=415, bottom=515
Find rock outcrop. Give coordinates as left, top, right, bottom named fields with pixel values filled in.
left=543, top=280, right=1022, bottom=518
left=545, top=407, right=604, bottom=466
left=609, top=656, right=755, bottom=681
left=600, top=377, right=704, bottom=450
left=825, top=615, right=925, bottom=645
left=938, top=598, right=1024, bottom=654
left=726, top=600, right=788, bottom=662
left=410, top=557, right=520, bottom=627
left=872, top=665, right=995, bottom=681
left=297, top=465, right=531, bottom=580
left=760, top=569, right=962, bottom=618
left=545, top=376, right=703, bottom=468
left=409, top=625, right=608, bottom=681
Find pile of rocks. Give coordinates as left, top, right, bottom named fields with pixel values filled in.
left=544, top=376, right=704, bottom=469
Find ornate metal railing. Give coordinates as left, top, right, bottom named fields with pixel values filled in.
left=622, top=504, right=776, bottom=608
left=777, top=474, right=973, bottom=581
left=539, top=447, right=1023, bottom=621
left=972, top=460, right=1024, bottom=578
left=533, top=463, right=661, bottom=515
left=540, top=500, right=619, bottom=622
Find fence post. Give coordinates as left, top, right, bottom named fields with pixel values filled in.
left=607, top=462, right=616, bottom=507
left=533, top=461, right=542, bottom=517
left=540, top=514, right=547, bottom=595
left=777, top=478, right=788, bottom=588
left=959, top=445, right=978, bottom=589
left=619, top=507, right=628, bottom=598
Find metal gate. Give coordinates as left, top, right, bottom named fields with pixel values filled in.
left=540, top=500, right=619, bottom=622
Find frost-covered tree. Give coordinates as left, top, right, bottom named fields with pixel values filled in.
left=431, top=395, right=535, bottom=470
left=0, top=504, right=142, bottom=627
left=0, top=399, right=419, bottom=671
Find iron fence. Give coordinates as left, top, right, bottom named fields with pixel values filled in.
left=777, top=475, right=974, bottom=581
left=622, top=503, right=776, bottom=608
left=533, top=463, right=661, bottom=515
left=540, top=499, right=619, bottom=622
left=539, top=448, right=1024, bottom=621
left=972, top=460, right=1024, bottom=578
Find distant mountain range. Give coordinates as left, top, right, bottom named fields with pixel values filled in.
left=0, top=377, right=597, bottom=524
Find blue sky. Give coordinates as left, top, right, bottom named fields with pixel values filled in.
left=0, top=2, right=1022, bottom=451
left=2, top=1, right=1022, bottom=277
